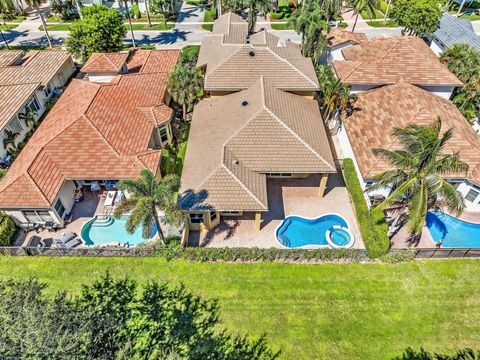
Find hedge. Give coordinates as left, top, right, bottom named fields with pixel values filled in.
left=0, top=215, right=16, bottom=246
left=180, top=45, right=200, bottom=65
left=148, top=246, right=369, bottom=263
left=343, top=158, right=390, bottom=258
left=269, top=12, right=284, bottom=19
left=202, top=6, right=216, bottom=31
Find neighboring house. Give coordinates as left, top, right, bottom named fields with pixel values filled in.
left=76, top=0, right=150, bottom=12
left=178, top=77, right=336, bottom=232
left=197, top=13, right=319, bottom=98
left=0, top=49, right=179, bottom=228
left=81, top=52, right=129, bottom=82
left=0, top=50, right=75, bottom=160
left=336, top=82, right=480, bottom=212
left=429, top=12, right=480, bottom=55
left=326, top=28, right=367, bottom=62
left=330, top=35, right=463, bottom=99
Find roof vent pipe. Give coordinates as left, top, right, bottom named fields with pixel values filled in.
left=248, top=51, right=255, bottom=57
left=232, top=160, right=240, bottom=165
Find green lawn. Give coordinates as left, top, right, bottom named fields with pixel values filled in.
left=0, top=24, right=17, bottom=30
left=271, top=22, right=294, bottom=30
left=360, top=8, right=384, bottom=19
left=1, top=257, right=480, bottom=359
left=367, top=19, right=399, bottom=27
left=0, top=15, right=25, bottom=23
left=460, top=13, right=480, bottom=20
left=43, top=23, right=174, bottom=31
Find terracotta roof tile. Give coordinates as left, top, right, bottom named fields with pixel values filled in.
left=81, top=52, right=129, bottom=73
left=327, top=28, right=368, bottom=47
left=0, top=50, right=23, bottom=67
left=342, top=83, right=480, bottom=184
left=332, top=36, right=462, bottom=86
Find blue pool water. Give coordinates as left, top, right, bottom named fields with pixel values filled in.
left=426, top=211, right=480, bottom=248
left=329, top=228, right=351, bottom=246
left=276, top=214, right=350, bottom=248
left=81, top=216, right=157, bottom=246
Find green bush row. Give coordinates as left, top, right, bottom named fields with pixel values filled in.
left=202, top=6, right=216, bottom=31
left=151, top=246, right=369, bottom=263
left=0, top=215, right=16, bottom=247
left=343, top=158, right=390, bottom=258
left=180, top=45, right=200, bottom=65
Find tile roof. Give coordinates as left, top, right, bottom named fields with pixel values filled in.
left=0, top=50, right=71, bottom=86
left=128, top=49, right=180, bottom=74
left=212, top=12, right=248, bottom=44
left=197, top=12, right=319, bottom=92
left=326, top=28, right=368, bottom=48
left=432, top=12, right=480, bottom=52
left=0, top=83, right=40, bottom=130
left=342, top=82, right=480, bottom=185
left=81, top=52, right=129, bottom=73
left=332, top=36, right=463, bottom=87
left=179, top=78, right=335, bottom=212
left=0, top=50, right=178, bottom=208
left=0, top=50, right=72, bottom=132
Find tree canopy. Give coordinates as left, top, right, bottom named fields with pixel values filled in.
left=167, top=63, right=204, bottom=120
left=65, top=4, right=126, bottom=63
left=440, top=44, right=480, bottom=122
left=0, top=275, right=279, bottom=359
left=390, top=0, right=441, bottom=36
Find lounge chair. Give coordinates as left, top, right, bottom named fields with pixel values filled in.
left=114, top=191, right=124, bottom=204
left=104, top=191, right=116, bottom=207
left=64, top=238, right=82, bottom=249
left=90, top=181, right=101, bottom=192
left=59, top=232, right=77, bottom=243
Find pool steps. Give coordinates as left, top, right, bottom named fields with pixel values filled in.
left=91, top=216, right=114, bottom=227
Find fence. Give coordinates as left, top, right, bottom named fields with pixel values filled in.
left=391, top=248, right=480, bottom=259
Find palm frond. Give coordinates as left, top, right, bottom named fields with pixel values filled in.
left=434, top=175, right=465, bottom=216
left=405, top=179, right=428, bottom=236
left=113, top=198, right=137, bottom=219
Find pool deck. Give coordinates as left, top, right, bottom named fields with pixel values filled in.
left=188, top=174, right=365, bottom=249
left=391, top=209, right=480, bottom=249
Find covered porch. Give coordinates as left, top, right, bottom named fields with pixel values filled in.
left=187, top=174, right=364, bottom=248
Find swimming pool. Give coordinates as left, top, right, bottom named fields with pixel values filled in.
left=81, top=215, right=157, bottom=247
left=276, top=214, right=355, bottom=249
left=426, top=211, right=480, bottom=248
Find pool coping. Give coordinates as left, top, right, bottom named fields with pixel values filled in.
left=427, top=210, right=480, bottom=248
left=274, top=213, right=355, bottom=250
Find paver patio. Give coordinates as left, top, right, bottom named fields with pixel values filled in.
left=188, top=174, right=364, bottom=248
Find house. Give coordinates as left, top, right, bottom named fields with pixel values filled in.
left=330, top=35, right=463, bottom=99
left=197, top=13, right=319, bottom=98
left=335, top=82, right=480, bottom=211
left=326, top=28, right=367, bottom=61
left=0, top=49, right=179, bottom=228
left=429, top=12, right=480, bottom=55
left=81, top=52, right=130, bottom=82
left=0, top=50, right=75, bottom=160
left=178, top=77, right=336, bottom=232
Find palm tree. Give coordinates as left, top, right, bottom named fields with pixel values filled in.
left=383, top=0, right=392, bottom=22
left=144, top=0, right=151, bottom=27
left=369, top=119, right=468, bottom=237
left=18, top=111, right=36, bottom=129
left=347, top=0, right=378, bottom=32
left=3, top=129, right=19, bottom=152
left=167, top=64, right=203, bottom=120
left=243, top=0, right=271, bottom=33
left=290, top=1, right=330, bottom=63
left=316, top=64, right=356, bottom=129
left=114, top=169, right=183, bottom=244
left=123, top=0, right=136, bottom=48
left=319, top=0, right=343, bottom=20
left=25, top=0, right=53, bottom=48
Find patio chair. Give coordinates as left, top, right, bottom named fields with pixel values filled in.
left=59, top=232, right=77, bottom=243
left=64, top=238, right=82, bottom=249
left=90, top=181, right=101, bottom=192
left=114, top=191, right=125, bottom=204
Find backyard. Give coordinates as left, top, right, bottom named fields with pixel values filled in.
left=1, top=257, right=479, bottom=359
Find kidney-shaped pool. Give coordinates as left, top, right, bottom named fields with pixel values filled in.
left=275, top=214, right=355, bottom=249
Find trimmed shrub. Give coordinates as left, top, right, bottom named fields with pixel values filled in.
left=180, top=45, right=200, bottom=64
left=152, top=246, right=368, bottom=263
left=380, top=250, right=416, bottom=264
left=202, top=6, right=216, bottom=31
left=0, top=215, right=16, bottom=246
left=343, top=158, right=390, bottom=258
left=269, top=11, right=284, bottom=19
left=130, top=4, right=141, bottom=19
left=338, top=21, right=348, bottom=28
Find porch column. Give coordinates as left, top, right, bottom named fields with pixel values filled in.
left=317, top=174, right=329, bottom=198
left=255, top=212, right=262, bottom=231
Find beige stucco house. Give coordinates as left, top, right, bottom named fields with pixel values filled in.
left=179, top=78, right=336, bottom=232
left=0, top=49, right=180, bottom=228
left=197, top=13, right=320, bottom=98
left=0, top=50, right=75, bottom=160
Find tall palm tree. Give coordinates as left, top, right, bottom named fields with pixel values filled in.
left=316, top=64, right=355, bottom=128
left=123, top=0, right=136, bottom=48
left=369, top=119, right=468, bottom=236
left=25, top=0, right=52, bottom=48
left=319, top=0, right=343, bottom=20
left=383, top=0, right=392, bottom=22
left=167, top=64, right=203, bottom=120
left=290, top=0, right=330, bottom=63
left=243, top=0, right=271, bottom=33
left=347, top=0, right=378, bottom=32
left=114, top=169, right=183, bottom=244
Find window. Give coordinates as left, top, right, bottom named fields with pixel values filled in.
left=22, top=210, right=54, bottom=224
left=159, top=126, right=169, bottom=144
left=54, top=199, right=66, bottom=219
left=43, top=83, right=52, bottom=98
left=26, top=96, right=40, bottom=114
left=189, top=213, right=204, bottom=224
left=465, top=189, right=479, bottom=203
left=6, top=117, right=23, bottom=134
left=210, top=211, right=217, bottom=222
left=221, top=211, right=241, bottom=216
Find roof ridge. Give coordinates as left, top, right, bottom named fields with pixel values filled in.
left=220, top=163, right=267, bottom=209
left=82, top=115, right=122, bottom=157
left=139, top=50, right=153, bottom=73
left=265, top=46, right=318, bottom=87
left=102, top=53, right=120, bottom=70
left=204, top=43, right=243, bottom=77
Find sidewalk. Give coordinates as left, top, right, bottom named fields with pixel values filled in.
left=341, top=7, right=370, bottom=31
